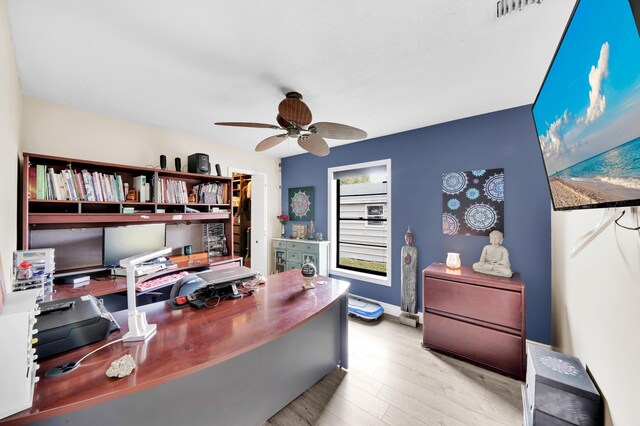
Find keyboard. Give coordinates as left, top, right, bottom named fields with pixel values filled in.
left=136, top=271, right=190, bottom=293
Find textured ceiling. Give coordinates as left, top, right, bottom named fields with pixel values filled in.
left=6, top=0, right=576, bottom=157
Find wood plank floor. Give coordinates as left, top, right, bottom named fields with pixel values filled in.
left=267, top=315, right=524, bottom=426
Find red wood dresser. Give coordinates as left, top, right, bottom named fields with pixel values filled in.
left=422, top=263, right=526, bottom=380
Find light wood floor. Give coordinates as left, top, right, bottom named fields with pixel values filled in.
left=267, top=315, right=524, bottom=426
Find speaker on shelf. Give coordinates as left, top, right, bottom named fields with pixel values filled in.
left=160, top=155, right=167, bottom=170
left=175, top=157, right=181, bottom=172
left=215, top=163, right=222, bottom=177
left=188, top=153, right=211, bottom=174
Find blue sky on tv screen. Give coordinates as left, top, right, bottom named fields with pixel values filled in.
left=533, top=0, right=640, bottom=175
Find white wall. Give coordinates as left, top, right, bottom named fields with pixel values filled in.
left=0, top=0, right=22, bottom=289
left=20, top=96, right=281, bottom=271
left=552, top=208, right=640, bottom=426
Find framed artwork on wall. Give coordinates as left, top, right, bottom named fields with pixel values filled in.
left=442, top=168, right=504, bottom=236
left=288, top=186, right=315, bottom=221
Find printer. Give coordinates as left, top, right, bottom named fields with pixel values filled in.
left=34, top=296, right=114, bottom=359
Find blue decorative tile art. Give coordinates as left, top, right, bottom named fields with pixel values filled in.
left=442, top=168, right=504, bottom=236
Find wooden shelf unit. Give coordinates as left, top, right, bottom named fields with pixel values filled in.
left=21, top=153, right=234, bottom=262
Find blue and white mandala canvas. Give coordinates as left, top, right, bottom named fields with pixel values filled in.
left=442, top=168, right=504, bottom=236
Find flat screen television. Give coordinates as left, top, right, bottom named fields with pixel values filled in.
left=532, top=0, right=640, bottom=211
left=103, top=223, right=166, bottom=268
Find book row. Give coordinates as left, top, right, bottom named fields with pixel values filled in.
left=29, top=166, right=229, bottom=204
left=30, top=166, right=130, bottom=202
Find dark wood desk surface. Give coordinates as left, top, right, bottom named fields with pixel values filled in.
left=45, top=255, right=243, bottom=301
left=2, top=270, right=349, bottom=426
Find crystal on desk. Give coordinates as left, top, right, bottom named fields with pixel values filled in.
left=106, top=354, right=136, bottom=378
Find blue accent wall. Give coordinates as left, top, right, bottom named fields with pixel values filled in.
left=281, top=105, right=552, bottom=344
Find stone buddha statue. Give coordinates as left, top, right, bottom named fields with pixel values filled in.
left=472, top=230, right=513, bottom=278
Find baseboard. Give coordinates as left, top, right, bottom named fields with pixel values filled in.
left=349, top=293, right=423, bottom=324
left=526, top=339, right=552, bottom=350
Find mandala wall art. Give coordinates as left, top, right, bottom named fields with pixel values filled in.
left=288, top=186, right=315, bottom=221
left=442, top=168, right=504, bottom=236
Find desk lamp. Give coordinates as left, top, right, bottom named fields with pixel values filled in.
left=120, top=247, right=171, bottom=342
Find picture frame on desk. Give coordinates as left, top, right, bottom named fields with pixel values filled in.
left=291, top=224, right=307, bottom=240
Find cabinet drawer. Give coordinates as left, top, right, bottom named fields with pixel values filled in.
left=425, top=277, right=521, bottom=330
left=423, top=313, right=522, bottom=377
left=286, top=250, right=301, bottom=262
left=286, top=241, right=304, bottom=250
left=286, top=262, right=301, bottom=271
left=299, top=243, right=319, bottom=254
left=274, top=240, right=287, bottom=249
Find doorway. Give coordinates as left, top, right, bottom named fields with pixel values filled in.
left=228, top=167, right=267, bottom=275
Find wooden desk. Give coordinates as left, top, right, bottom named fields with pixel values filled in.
left=2, top=271, right=349, bottom=426
left=45, top=255, right=243, bottom=302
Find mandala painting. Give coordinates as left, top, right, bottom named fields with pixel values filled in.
left=442, top=168, right=504, bottom=236
left=288, top=186, right=315, bottom=221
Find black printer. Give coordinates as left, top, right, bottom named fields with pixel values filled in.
left=35, top=296, right=114, bottom=359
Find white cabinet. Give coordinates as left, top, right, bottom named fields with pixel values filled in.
left=272, top=239, right=330, bottom=276
left=0, top=289, right=41, bottom=420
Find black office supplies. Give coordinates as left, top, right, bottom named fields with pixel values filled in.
left=35, top=296, right=113, bottom=359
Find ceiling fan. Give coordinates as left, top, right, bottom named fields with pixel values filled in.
left=215, top=92, right=367, bottom=156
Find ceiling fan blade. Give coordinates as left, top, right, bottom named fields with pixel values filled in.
left=255, top=134, right=288, bottom=152
left=298, top=133, right=330, bottom=157
left=278, top=98, right=312, bottom=126
left=215, top=122, right=282, bottom=130
left=309, top=122, right=367, bottom=140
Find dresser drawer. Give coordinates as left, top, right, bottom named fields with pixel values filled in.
left=299, top=243, right=319, bottom=254
left=286, top=241, right=305, bottom=250
left=423, top=313, right=522, bottom=377
left=425, top=277, right=521, bottom=330
left=274, top=240, right=287, bottom=249
left=286, top=250, right=301, bottom=262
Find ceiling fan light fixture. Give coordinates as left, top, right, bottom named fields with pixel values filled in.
left=214, top=92, right=366, bottom=156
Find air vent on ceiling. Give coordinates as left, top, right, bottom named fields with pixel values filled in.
left=496, top=0, right=543, bottom=18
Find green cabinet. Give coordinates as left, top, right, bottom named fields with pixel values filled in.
left=273, top=238, right=330, bottom=275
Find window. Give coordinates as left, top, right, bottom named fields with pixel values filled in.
left=365, top=204, right=384, bottom=227
left=328, top=160, right=391, bottom=286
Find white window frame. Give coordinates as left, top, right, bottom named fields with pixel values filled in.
left=327, top=159, right=391, bottom=286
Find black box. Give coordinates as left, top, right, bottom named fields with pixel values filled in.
left=188, top=153, right=210, bottom=174
left=523, top=344, right=602, bottom=425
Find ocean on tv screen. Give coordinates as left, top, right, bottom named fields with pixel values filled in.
left=533, top=0, right=640, bottom=210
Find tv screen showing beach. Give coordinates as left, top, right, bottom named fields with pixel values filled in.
left=533, top=0, right=640, bottom=210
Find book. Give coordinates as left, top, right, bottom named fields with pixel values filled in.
left=74, top=170, right=86, bottom=201
left=82, top=170, right=96, bottom=201
left=116, top=175, right=125, bottom=202
left=35, top=165, right=46, bottom=200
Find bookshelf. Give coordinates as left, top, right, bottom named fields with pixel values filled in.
left=20, top=153, right=234, bottom=264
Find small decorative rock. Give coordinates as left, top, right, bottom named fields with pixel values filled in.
left=105, top=354, right=136, bottom=378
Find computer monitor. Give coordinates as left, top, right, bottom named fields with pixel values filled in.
left=102, top=223, right=166, bottom=268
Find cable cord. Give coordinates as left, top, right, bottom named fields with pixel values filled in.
left=77, top=337, right=125, bottom=364
left=614, top=209, right=640, bottom=231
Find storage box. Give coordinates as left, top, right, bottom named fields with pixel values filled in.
left=523, top=344, right=602, bottom=425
